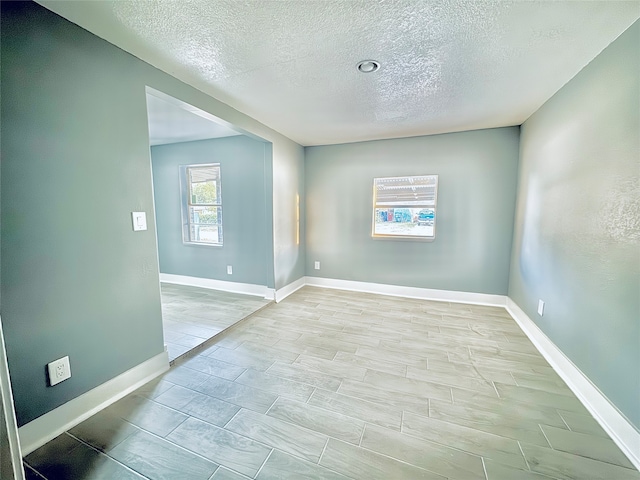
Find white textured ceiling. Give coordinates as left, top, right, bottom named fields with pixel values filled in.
left=39, top=1, right=640, bottom=146
left=146, top=93, right=240, bottom=146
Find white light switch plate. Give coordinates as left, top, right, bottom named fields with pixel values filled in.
left=132, top=212, right=147, bottom=231
left=48, top=356, right=71, bottom=386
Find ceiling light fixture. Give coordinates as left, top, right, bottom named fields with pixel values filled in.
left=357, top=60, right=380, bottom=73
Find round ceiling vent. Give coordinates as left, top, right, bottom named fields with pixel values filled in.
left=357, top=60, right=380, bottom=73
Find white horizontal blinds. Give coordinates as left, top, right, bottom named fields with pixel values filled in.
left=374, top=175, right=437, bottom=207
left=188, top=165, right=221, bottom=205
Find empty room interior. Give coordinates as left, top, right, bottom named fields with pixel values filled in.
left=0, top=1, right=639, bottom=480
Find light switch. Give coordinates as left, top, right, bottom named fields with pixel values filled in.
left=132, top=212, right=147, bottom=231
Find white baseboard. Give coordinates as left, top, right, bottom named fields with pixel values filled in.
left=506, top=298, right=640, bottom=470
left=305, top=276, right=507, bottom=307
left=160, top=273, right=274, bottom=300
left=18, top=351, right=169, bottom=456
left=274, top=277, right=306, bottom=303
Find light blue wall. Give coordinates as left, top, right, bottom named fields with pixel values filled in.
left=151, top=136, right=273, bottom=287
left=509, top=21, right=640, bottom=428
left=305, top=128, right=520, bottom=294
left=0, top=2, right=302, bottom=426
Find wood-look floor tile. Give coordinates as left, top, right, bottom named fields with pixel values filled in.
left=429, top=399, right=551, bottom=446
left=266, top=361, right=342, bottom=391
left=233, top=341, right=301, bottom=362
left=308, top=388, right=403, bottom=431
left=162, top=365, right=211, bottom=390
left=166, top=417, right=271, bottom=478
left=378, top=340, right=452, bottom=362
left=484, top=458, right=555, bottom=480
left=180, top=355, right=246, bottom=380
left=320, top=438, right=445, bottom=479
left=520, top=443, right=640, bottom=480
left=451, top=388, right=567, bottom=428
left=354, top=345, right=428, bottom=368
left=272, top=339, right=338, bottom=360
left=294, top=354, right=367, bottom=381
left=211, top=466, right=252, bottom=479
left=267, top=397, right=364, bottom=444
left=511, top=371, right=574, bottom=396
left=540, top=425, right=635, bottom=468
left=106, top=394, right=188, bottom=437
left=155, top=385, right=240, bottom=426
left=426, top=358, right=518, bottom=385
left=361, top=423, right=485, bottom=479
left=209, top=346, right=277, bottom=371
left=25, top=433, right=144, bottom=480
left=406, top=365, right=497, bottom=395
left=296, top=334, right=359, bottom=353
left=68, top=409, right=139, bottom=452
left=557, top=410, right=610, bottom=438
left=362, top=369, right=453, bottom=402
left=256, top=449, right=351, bottom=479
left=226, top=408, right=327, bottom=462
left=235, top=368, right=315, bottom=402
left=338, top=351, right=408, bottom=377
left=494, top=382, right=587, bottom=413
left=338, top=378, right=432, bottom=417
left=194, top=375, right=278, bottom=413
left=109, top=429, right=218, bottom=480
left=401, top=411, right=528, bottom=470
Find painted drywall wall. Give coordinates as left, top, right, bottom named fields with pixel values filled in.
left=0, top=2, right=302, bottom=425
left=305, top=128, right=519, bottom=294
left=509, top=21, right=639, bottom=428
left=151, top=136, right=271, bottom=286
left=273, top=141, right=306, bottom=290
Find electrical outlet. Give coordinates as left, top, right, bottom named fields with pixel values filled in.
left=314, top=261, right=320, bottom=270
left=227, top=265, right=233, bottom=275
left=48, top=356, right=71, bottom=386
left=538, top=299, right=545, bottom=316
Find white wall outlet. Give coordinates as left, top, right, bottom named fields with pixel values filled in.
left=131, top=212, right=147, bottom=231
left=227, top=265, right=233, bottom=275
left=538, top=299, right=545, bottom=316
left=314, top=261, right=320, bottom=270
left=48, top=356, right=71, bottom=386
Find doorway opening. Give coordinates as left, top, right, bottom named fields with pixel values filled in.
left=145, top=88, right=274, bottom=362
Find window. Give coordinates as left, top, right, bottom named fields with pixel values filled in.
left=181, top=164, right=223, bottom=245
left=372, top=175, right=438, bottom=239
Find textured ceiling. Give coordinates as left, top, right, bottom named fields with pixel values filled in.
left=39, top=1, right=640, bottom=146
left=146, top=93, right=240, bottom=146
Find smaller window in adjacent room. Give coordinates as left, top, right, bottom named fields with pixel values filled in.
left=372, top=175, right=438, bottom=239
left=181, top=164, right=223, bottom=245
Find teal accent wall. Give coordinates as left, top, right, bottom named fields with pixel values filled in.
left=305, top=128, right=520, bottom=294
left=151, top=136, right=272, bottom=286
left=0, top=2, right=301, bottom=426
left=509, top=21, right=640, bottom=428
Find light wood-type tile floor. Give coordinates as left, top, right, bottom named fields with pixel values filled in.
left=161, top=283, right=272, bottom=362
left=24, top=287, right=640, bottom=479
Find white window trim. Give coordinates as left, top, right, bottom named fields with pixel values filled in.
left=180, top=163, right=223, bottom=246
left=371, top=174, right=438, bottom=241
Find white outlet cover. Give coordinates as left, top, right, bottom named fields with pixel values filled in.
left=314, top=261, right=320, bottom=270
left=132, top=211, right=147, bottom=231
left=227, top=265, right=233, bottom=275
left=538, top=299, right=545, bottom=316
left=48, top=356, right=71, bottom=386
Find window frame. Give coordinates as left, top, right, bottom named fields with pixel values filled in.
left=180, top=163, right=223, bottom=246
left=371, top=174, right=439, bottom=241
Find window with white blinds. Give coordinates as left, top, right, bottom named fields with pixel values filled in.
left=181, top=164, right=223, bottom=245
left=372, top=175, right=438, bottom=239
